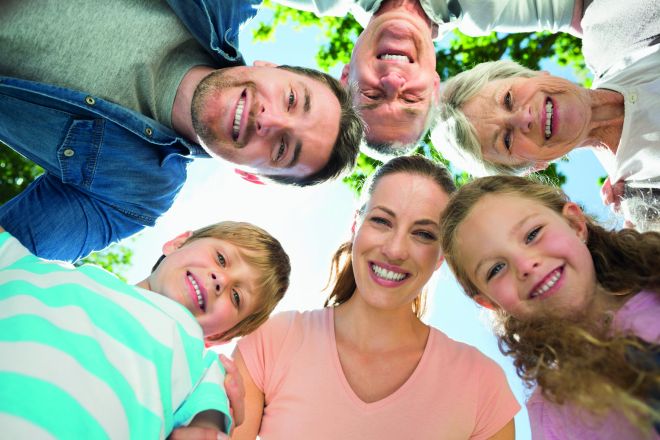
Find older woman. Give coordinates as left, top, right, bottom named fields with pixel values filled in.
left=231, top=156, right=519, bottom=439
left=432, top=0, right=659, bottom=213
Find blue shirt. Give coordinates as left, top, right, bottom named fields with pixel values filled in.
left=0, top=0, right=260, bottom=261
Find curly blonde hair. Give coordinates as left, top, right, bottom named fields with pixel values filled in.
left=440, top=176, right=660, bottom=433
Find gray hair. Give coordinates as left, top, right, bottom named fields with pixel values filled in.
left=362, top=103, right=440, bottom=160
left=432, top=60, right=538, bottom=176
left=621, top=185, right=660, bottom=232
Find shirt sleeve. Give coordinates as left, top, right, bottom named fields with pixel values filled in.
left=471, top=354, right=521, bottom=439
left=173, top=349, right=232, bottom=433
left=451, top=0, right=575, bottom=36
left=236, top=311, right=299, bottom=395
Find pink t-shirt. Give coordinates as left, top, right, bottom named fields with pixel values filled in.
left=527, top=290, right=660, bottom=440
left=237, top=307, right=520, bottom=439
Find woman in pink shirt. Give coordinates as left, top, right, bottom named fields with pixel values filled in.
left=232, top=155, right=519, bottom=439
left=440, top=175, right=660, bottom=439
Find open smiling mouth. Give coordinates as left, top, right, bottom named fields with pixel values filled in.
left=529, top=267, right=562, bottom=299
left=370, top=263, right=410, bottom=282
left=377, top=53, right=411, bottom=63
left=544, top=98, right=554, bottom=140
left=187, top=271, right=205, bottom=311
left=232, top=90, right=246, bottom=141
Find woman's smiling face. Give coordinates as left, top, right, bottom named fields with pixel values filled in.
left=351, top=172, right=448, bottom=311
left=461, top=73, right=592, bottom=170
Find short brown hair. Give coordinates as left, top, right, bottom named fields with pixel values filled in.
left=153, top=221, right=291, bottom=342
left=264, top=65, right=364, bottom=186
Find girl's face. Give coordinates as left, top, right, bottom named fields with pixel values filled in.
left=145, top=233, right=261, bottom=340
left=352, top=172, right=448, bottom=311
left=455, top=193, right=596, bottom=319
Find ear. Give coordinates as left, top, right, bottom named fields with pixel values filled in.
left=234, top=169, right=265, bottom=185
left=340, top=64, right=350, bottom=86
left=474, top=294, right=498, bottom=310
left=431, top=72, right=441, bottom=105
left=434, top=254, right=445, bottom=271
left=162, top=231, right=194, bottom=255
left=530, top=161, right=550, bottom=172
left=562, top=202, right=588, bottom=242
left=253, top=60, right=277, bottom=68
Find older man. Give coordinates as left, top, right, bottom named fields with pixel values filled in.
left=0, top=0, right=363, bottom=261
left=276, top=0, right=584, bottom=155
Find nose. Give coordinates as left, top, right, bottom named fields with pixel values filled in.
left=255, top=108, right=288, bottom=138
left=379, top=72, right=406, bottom=96
left=381, top=231, right=409, bottom=262
left=512, top=252, right=540, bottom=280
left=210, top=272, right=224, bottom=297
left=510, top=105, right=533, bottom=133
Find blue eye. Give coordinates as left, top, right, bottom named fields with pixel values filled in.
left=504, top=130, right=512, bottom=151
left=526, top=226, right=542, bottom=244
left=276, top=140, right=286, bottom=162
left=217, top=253, right=226, bottom=267
left=232, top=290, right=241, bottom=308
left=414, top=230, right=437, bottom=241
left=487, top=262, right=505, bottom=281
left=288, top=90, right=294, bottom=110
left=370, top=216, right=390, bottom=226
left=504, top=90, right=513, bottom=110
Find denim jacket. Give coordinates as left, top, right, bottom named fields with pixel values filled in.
left=0, top=0, right=260, bottom=261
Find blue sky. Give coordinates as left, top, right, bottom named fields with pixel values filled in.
left=121, top=6, right=616, bottom=438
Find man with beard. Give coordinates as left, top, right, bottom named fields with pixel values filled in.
left=0, top=0, right=363, bottom=261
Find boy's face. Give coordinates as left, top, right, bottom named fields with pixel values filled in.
left=145, top=232, right=261, bottom=341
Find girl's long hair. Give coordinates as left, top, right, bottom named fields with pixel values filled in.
left=324, top=155, right=457, bottom=317
left=440, top=175, right=660, bottom=432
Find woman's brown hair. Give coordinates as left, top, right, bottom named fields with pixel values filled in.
left=440, top=175, right=660, bottom=432
left=324, top=155, right=456, bottom=317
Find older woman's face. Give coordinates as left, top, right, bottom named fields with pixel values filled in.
left=461, top=73, right=591, bottom=169
left=351, top=173, right=447, bottom=311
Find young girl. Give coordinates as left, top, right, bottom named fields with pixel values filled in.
left=440, top=175, right=660, bottom=439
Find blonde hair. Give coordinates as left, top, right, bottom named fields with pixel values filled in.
left=434, top=60, right=538, bottom=176
left=440, top=175, right=660, bottom=432
left=155, top=221, right=291, bottom=342
left=324, top=155, right=456, bottom=317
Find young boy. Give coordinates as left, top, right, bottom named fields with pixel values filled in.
left=0, top=221, right=290, bottom=438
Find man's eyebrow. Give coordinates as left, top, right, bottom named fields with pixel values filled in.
left=303, top=83, right=311, bottom=113
left=286, top=141, right=302, bottom=169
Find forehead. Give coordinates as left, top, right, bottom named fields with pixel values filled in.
left=368, top=173, right=448, bottom=219
left=361, top=103, right=428, bottom=145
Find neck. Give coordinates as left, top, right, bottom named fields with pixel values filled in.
left=135, top=278, right=151, bottom=291
left=171, top=66, right=215, bottom=143
left=333, top=291, right=428, bottom=352
left=584, top=88, right=625, bottom=155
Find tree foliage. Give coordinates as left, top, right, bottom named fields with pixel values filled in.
left=254, top=3, right=593, bottom=193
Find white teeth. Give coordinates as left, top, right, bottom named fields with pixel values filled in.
left=188, top=274, right=205, bottom=309
left=371, top=263, right=406, bottom=281
left=545, top=100, right=553, bottom=139
left=530, top=269, right=561, bottom=298
left=233, top=95, right=245, bottom=139
left=379, top=54, right=409, bottom=63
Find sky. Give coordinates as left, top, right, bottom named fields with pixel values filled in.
left=120, top=6, right=616, bottom=438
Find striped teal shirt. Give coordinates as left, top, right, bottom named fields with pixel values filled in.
left=0, top=232, right=231, bottom=438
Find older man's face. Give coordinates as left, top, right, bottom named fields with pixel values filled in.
left=342, top=7, right=439, bottom=148
left=192, top=64, right=341, bottom=178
